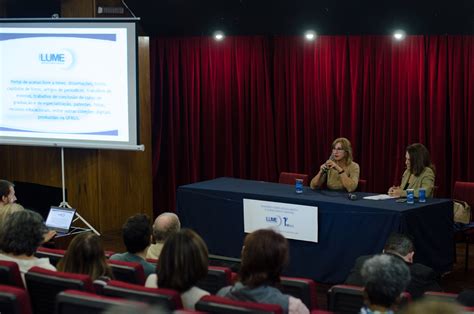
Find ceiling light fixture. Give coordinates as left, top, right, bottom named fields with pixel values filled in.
left=304, top=30, right=316, bottom=41
left=393, top=30, right=406, bottom=41
left=213, top=30, right=225, bottom=41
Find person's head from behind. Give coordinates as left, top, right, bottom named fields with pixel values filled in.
left=57, top=232, right=113, bottom=280
left=406, top=143, right=433, bottom=176
left=383, top=233, right=415, bottom=263
left=157, top=228, right=208, bottom=292
left=240, top=229, right=289, bottom=288
left=332, top=137, right=353, bottom=165
left=0, top=180, right=16, bottom=206
left=152, top=212, right=181, bottom=243
left=401, top=299, right=463, bottom=314
left=0, top=209, right=47, bottom=256
left=122, top=213, right=152, bottom=254
left=361, top=254, right=411, bottom=310
left=0, top=203, right=24, bottom=226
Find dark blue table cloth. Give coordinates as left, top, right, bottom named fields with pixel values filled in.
left=177, top=177, right=454, bottom=283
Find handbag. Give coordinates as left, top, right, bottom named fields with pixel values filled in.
left=453, top=199, right=471, bottom=224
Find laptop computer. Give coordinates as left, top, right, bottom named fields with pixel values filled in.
left=44, top=206, right=76, bottom=235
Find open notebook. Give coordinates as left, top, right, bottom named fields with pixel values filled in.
left=44, top=206, right=76, bottom=235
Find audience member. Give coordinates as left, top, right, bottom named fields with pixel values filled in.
left=0, top=203, right=24, bottom=226
left=0, top=179, right=16, bottom=208
left=0, top=210, right=56, bottom=281
left=360, top=254, right=410, bottom=314
left=457, top=289, right=474, bottom=307
left=345, top=233, right=441, bottom=299
left=217, top=229, right=309, bottom=314
left=388, top=143, right=435, bottom=198
left=400, top=299, right=463, bottom=314
left=145, top=228, right=210, bottom=310
left=110, top=213, right=155, bottom=277
left=57, top=232, right=113, bottom=281
left=146, top=212, right=181, bottom=260
left=310, top=137, right=360, bottom=192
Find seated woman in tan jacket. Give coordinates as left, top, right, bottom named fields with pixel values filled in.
left=388, top=143, right=435, bottom=198
left=310, top=137, right=360, bottom=192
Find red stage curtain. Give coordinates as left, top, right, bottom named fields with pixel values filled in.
left=151, top=35, right=473, bottom=213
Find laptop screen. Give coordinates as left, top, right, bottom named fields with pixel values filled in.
left=45, top=206, right=76, bottom=234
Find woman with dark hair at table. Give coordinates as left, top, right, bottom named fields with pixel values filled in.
left=57, top=232, right=113, bottom=281
left=217, top=229, right=309, bottom=314
left=310, top=137, right=360, bottom=192
left=388, top=143, right=435, bottom=198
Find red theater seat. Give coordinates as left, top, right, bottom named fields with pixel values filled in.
left=103, top=280, right=183, bottom=310
left=196, top=266, right=232, bottom=295
left=0, top=284, right=32, bottom=314
left=107, top=260, right=146, bottom=285
left=281, top=276, right=318, bottom=310
left=279, top=172, right=309, bottom=186
left=25, top=266, right=94, bottom=314
left=56, top=289, right=147, bottom=314
left=196, top=295, right=283, bottom=314
left=0, top=260, right=24, bottom=289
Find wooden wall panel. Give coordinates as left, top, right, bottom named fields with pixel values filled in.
left=98, top=37, right=152, bottom=233
left=61, top=0, right=96, bottom=17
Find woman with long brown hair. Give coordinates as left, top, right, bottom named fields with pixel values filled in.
left=57, top=232, right=113, bottom=280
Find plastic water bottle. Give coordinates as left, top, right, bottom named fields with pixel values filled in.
left=295, top=179, right=303, bottom=194
left=407, top=189, right=415, bottom=204
left=419, top=188, right=426, bottom=203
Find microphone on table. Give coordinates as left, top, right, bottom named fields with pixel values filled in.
left=348, top=193, right=358, bottom=200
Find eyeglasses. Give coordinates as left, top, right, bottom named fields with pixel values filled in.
left=332, top=147, right=345, bottom=152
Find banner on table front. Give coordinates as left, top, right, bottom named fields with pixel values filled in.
left=243, top=198, right=318, bottom=243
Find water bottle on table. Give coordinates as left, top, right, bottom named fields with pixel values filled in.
left=295, top=179, right=303, bottom=194
left=407, top=189, right=415, bottom=204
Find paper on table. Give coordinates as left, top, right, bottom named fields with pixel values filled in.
left=363, top=194, right=397, bottom=200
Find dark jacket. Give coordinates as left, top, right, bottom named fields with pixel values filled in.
left=344, top=253, right=441, bottom=299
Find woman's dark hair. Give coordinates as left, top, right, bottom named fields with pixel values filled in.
left=57, top=232, right=113, bottom=280
left=0, top=210, right=47, bottom=256
left=157, top=229, right=208, bottom=292
left=406, top=143, right=434, bottom=176
left=239, top=229, right=289, bottom=288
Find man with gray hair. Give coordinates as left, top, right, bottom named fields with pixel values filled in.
left=360, top=254, right=411, bottom=313
left=146, top=212, right=181, bottom=259
left=345, top=233, right=441, bottom=298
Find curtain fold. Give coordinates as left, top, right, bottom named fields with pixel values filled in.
left=151, top=35, right=473, bottom=213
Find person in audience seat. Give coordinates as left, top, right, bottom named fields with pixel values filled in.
left=360, top=254, right=410, bottom=314
left=0, top=210, right=56, bottom=282
left=345, top=233, right=441, bottom=299
left=110, top=213, right=155, bottom=277
left=388, top=143, right=435, bottom=198
left=146, top=212, right=181, bottom=260
left=0, top=179, right=17, bottom=208
left=217, top=229, right=309, bottom=314
left=145, top=228, right=210, bottom=310
left=0, top=203, right=24, bottom=226
left=310, top=137, right=360, bottom=192
left=57, top=232, right=114, bottom=281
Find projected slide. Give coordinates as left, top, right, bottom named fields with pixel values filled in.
left=0, top=20, right=140, bottom=150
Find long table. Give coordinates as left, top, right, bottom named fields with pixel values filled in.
left=177, top=177, right=453, bottom=283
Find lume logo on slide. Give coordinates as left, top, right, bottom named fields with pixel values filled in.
left=38, top=49, right=74, bottom=69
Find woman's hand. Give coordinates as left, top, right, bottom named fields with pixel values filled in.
left=43, top=230, right=57, bottom=243
left=388, top=186, right=403, bottom=197
left=325, top=160, right=343, bottom=173
left=320, top=163, right=329, bottom=173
